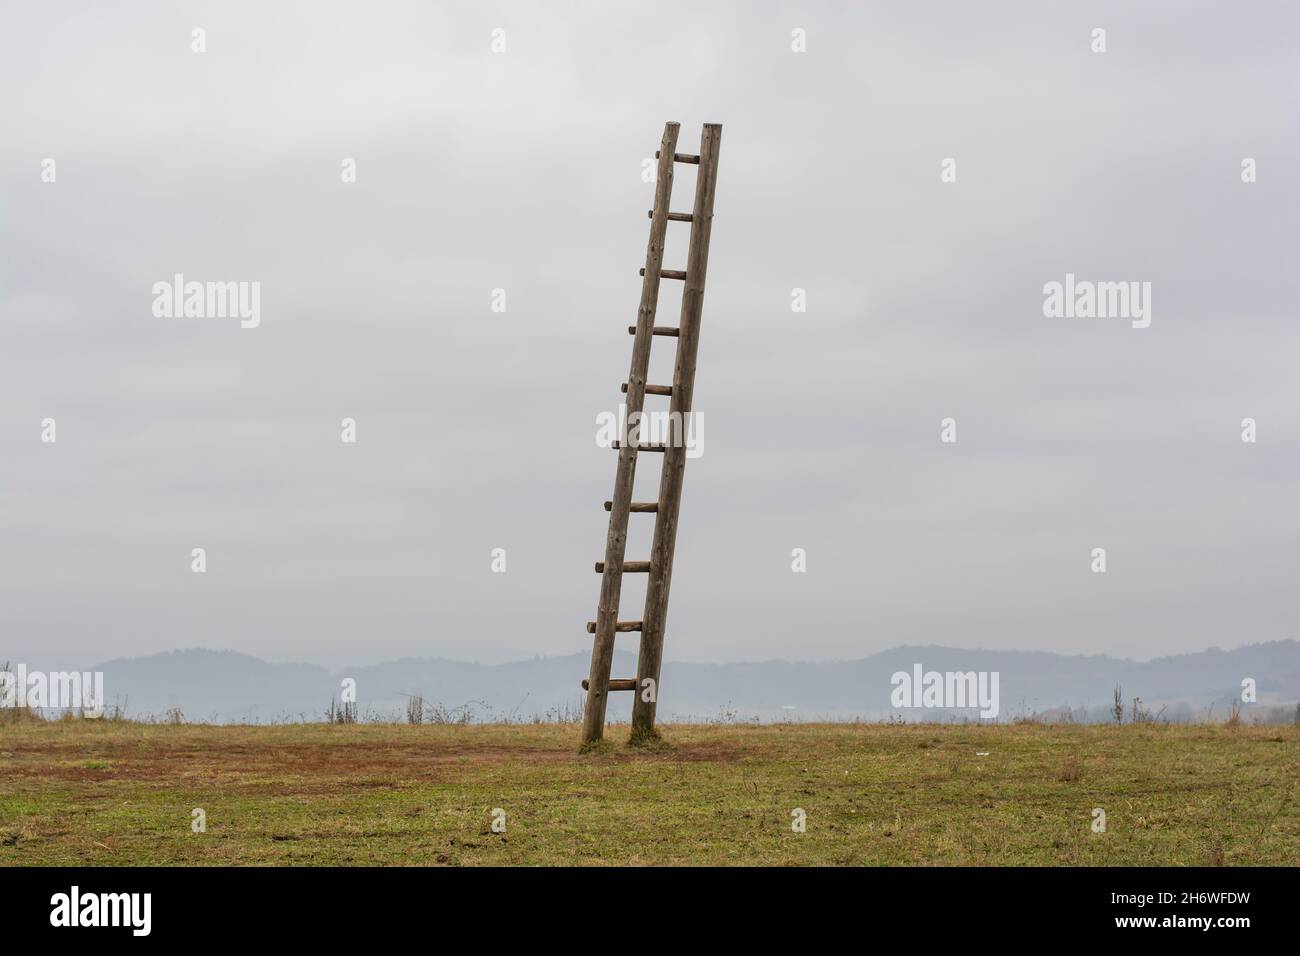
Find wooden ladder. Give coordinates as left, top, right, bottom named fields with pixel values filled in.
left=581, top=121, right=722, bottom=747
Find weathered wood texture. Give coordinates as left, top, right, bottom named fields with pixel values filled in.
left=611, top=441, right=666, bottom=452
left=595, top=561, right=650, bottom=573
left=582, top=678, right=637, bottom=691
left=582, top=122, right=721, bottom=748
left=620, top=382, right=672, bottom=395
left=630, top=123, right=722, bottom=739
left=581, top=123, right=680, bottom=746
left=586, top=620, right=643, bottom=633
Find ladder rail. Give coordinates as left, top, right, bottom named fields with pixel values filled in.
left=630, top=123, right=722, bottom=739
left=581, top=121, right=681, bottom=746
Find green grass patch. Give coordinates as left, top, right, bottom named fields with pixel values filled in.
left=0, top=721, right=1294, bottom=866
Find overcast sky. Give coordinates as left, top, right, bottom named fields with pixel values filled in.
left=2, top=1, right=1296, bottom=670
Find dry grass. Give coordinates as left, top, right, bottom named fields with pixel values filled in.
left=0, top=721, right=1295, bottom=866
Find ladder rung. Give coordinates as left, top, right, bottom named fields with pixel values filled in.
left=639, top=268, right=686, bottom=280
left=654, top=151, right=700, bottom=165
left=604, top=501, right=658, bottom=513
left=648, top=210, right=694, bottom=223
left=587, top=621, right=642, bottom=633
left=595, top=561, right=650, bottom=573
left=612, top=441, right=666, bottom=452
left=628, top=325, right=680, bottom=337
left=582, top=678, right=637, bottom=692
left=621, top=382, right=672, bottom=396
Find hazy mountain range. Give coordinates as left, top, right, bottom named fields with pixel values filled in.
left=38, top=640, right=1300, bottom=724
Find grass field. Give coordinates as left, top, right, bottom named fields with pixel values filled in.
left=0, top=720, right=1295, bottom=866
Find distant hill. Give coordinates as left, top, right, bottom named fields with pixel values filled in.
left=68, top=641, right=1300, bottom=724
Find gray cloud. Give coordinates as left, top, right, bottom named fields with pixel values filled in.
left=2, top=1, right=1296, bottom=670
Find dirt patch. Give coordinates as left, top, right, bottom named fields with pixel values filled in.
left=658, top=741, right=745, bottom=763
left=2, top=736, right=745, bottom=790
